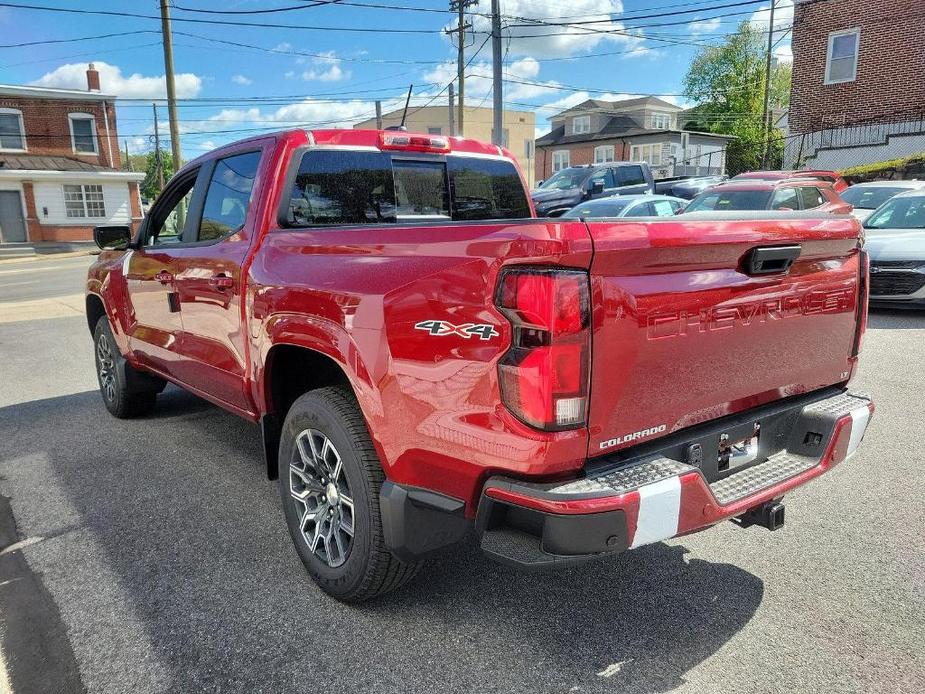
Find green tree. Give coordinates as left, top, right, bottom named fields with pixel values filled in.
left=683, top=21, right=791, bottom=175
left=140, top=151, right=174, bottom=201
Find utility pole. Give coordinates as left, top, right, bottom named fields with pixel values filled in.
left=159, top=0, right=182, bottom=174
left=153, top=103, right=164, bottom=191
left=375, top=100, right=383, bottom=129
left=490, top=0, right=503, bottom=146
left=124, top=140, right=131, bottom=172
left=760, top=0, right=776, bottom=168
left=448, top=0, right=476, bottom=137
left=448, top=83, right=455, bottom=137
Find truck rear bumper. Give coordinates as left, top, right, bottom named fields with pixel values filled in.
left=476, top=390, right=874, bottom=569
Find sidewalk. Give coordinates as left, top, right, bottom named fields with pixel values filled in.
left=0, top=242, right=97, bottom=263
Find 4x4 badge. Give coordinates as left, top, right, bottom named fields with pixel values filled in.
left=414, top=320, right=499, bottom=341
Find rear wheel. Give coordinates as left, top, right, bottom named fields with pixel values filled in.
left=278, top=386, right=420, bottom=601
left=93, top=317, right=160, bottom=418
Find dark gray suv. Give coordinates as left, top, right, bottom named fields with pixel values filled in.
left=531, top=162, right=655, bottom=217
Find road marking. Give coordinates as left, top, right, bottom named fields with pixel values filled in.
left=597, top=660, right=632, bottom=678
left=0, top=536, right=44, bottom=557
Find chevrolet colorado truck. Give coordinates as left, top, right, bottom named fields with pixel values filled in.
left=86, top=128, right=874, bottom=602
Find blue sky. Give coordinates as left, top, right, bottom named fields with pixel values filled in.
left=0, top=0, right=793, bottom=159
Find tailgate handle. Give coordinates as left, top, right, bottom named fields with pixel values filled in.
left=746, top=245, right=801, bottom=275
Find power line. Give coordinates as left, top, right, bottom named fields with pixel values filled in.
left=0, top=2, right=438, bottom=33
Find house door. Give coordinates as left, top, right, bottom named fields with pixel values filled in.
left=0, top=191, right=27, bottom=243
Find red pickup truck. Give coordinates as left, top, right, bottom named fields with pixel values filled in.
left=86, top=128, right=874, bottom=602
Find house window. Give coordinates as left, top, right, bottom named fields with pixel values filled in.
left=0, top=109, right=26, bottom=151
left=650, top=113, right=671, bottom=129
left=572, top=115, right=591, bottom=135
left=64, top=184, right=106, bottom=218
left=552, top=150, right=570, bottom=172
left=630, top=143, right=665, bottom=166
left=825, top=28, right=860, bottom=84
left=68, top=114, right=98, bottom=154
left=427, top=127, right=443, bottom=135
left=594, top=145, right=615, bottom=164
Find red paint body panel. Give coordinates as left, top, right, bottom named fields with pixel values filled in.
left=87, top=128, right=867, bottom=519
left=584, top=215, right=862, bottom=455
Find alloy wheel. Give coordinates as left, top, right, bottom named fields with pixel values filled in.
left=289, top=429, right=355, bottom=568
left=96, top=333, right=116, bottom=402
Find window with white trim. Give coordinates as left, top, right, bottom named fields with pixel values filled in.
left=594, top=145, right=615, bottom=163
left=64, top=184, right=106, bottom=218
left=571, top=115, right=591, bottom=135
left=825, top=28, right=860, bottom=84
left=0, top=109, right=26, bottom=151
left=552, top=150, right=570, bottom=172
left=630, top=143, right=665, bottom=166
left=68, top=114, right=98, bottom=154
left=650, top=112, right=671, bottom=129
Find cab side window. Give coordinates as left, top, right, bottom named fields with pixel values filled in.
left=588, top=168, right=615, bottom=190
left=198, top=151, right=262, bottom=242
left=148, top=173, right=197, bottom=246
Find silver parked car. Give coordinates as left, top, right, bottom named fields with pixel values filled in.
left=841, top=180, right=925, bottom=222
left=561, top=194, right=686, bottom=219
left=863, top=189, right=925, bottom=309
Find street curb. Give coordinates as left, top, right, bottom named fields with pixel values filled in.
left=0, top=250, right=97, bottom=266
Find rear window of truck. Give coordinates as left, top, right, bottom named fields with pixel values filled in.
left=286, top=149, right=530, bottom=226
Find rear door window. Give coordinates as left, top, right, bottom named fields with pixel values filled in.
left=797, top=186, right=826, bottom=210
left=771, top=187, right=801, bottom=210
left=650, top=199, right=675, bottom=216
left=198, top=150, right=262, bottom=241
left=616, top=165, right=646, bottom=186
left=288, top=150, right=530, bottom=225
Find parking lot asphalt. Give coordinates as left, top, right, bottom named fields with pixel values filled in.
left=0, top=256, right=923, bottom=693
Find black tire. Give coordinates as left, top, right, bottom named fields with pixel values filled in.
left=278, top=386, right=421, bottom=602
left=93, top=316, right=159, bottom=418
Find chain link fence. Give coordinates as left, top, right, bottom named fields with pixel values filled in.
left=782, top=113, right=925, bottom=180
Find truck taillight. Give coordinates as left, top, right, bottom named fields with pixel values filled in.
left=852, top=249, right=869, bottom=357
left=378, top=132, right=450, bottom=153
left=496, top=268, right=590, bottom=431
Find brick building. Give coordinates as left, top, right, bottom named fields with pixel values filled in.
left=786, top=0, right=925, bottom=169
left=0, top=64, right=143, bottom=244
left=535, top=96, right=733, bottom=183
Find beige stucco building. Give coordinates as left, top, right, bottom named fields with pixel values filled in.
left=354, top=106, right=536, bottom=187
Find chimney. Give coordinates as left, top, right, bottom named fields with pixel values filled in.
left=86, top=63, right=101, bottom=92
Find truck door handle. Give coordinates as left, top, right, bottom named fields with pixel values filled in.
left=745, top=245, right=801, bottom=275
left=209, top=274, right=235, bottom=289
left=155, top=270, right=173, bottom=285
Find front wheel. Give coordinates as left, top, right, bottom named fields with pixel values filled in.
left=93, top=317, right=160, bottom=418
left=278, top=387, right=421, bottom=602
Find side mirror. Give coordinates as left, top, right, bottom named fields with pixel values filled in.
left=93, top=225, right=132, bottom=251
left=536, top=180, right=543, bottom=187
left=589, top=180, right=605, bottom=195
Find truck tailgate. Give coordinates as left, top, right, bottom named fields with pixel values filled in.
left=584, top=214, right=863, bottom=456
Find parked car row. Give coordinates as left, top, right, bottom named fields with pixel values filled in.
left=531, top=165, right=925, bottom=309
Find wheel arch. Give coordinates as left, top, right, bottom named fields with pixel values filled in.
left=86, top=292, right=107, bottom=335
left=260, top=338, right=379, bottom=481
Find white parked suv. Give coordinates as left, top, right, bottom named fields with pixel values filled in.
left=841, top=180, right=925, bottom=222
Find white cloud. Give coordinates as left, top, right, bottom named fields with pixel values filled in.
left=302, top=64, right=349, bottom=82
left=198, top=140, right=217, bottom=150
left=231, top=74, right=252, bottom=86
left=459, top=0, right=647, bottom=60
left=300, top=50, right=351, bottom=82
left=30, top=61, right=202, bottom=99
left=689, top=17, right=721, bottom=35
left=750, top=0, right=794, bottom=66
left=272, top=42, right=292, bottom=53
